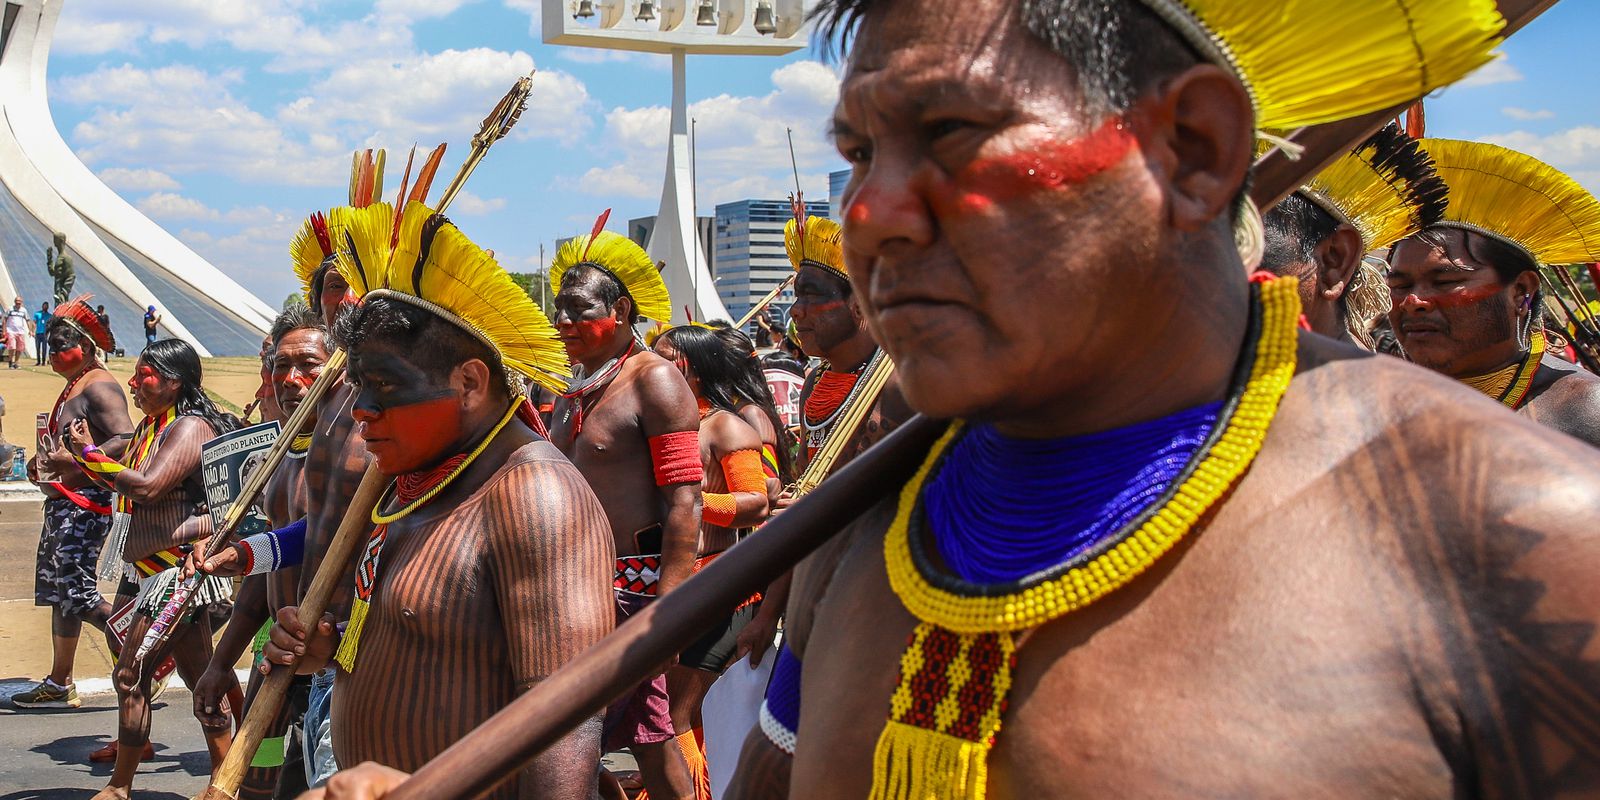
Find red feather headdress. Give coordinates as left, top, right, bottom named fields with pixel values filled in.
left=52, top=295, right=113, bottom=352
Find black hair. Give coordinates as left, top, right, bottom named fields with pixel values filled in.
left=815, top=0, right=1199, bottom=116
left=664, top=325, right=796, bottom=482
left=306, top=254, right=338, bottom=314
left=271, top=302, right=332, bottom=354
left=564, top=263, right=642, bottom=325
left=140, top=339, right=241, bottom=436
left=1261, top=193, right=1340, bottom=272
left=45, top=317, right=96, bottom=360
left=335, top=295, right=510, bottom=400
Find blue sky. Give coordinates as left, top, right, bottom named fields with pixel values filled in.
left=43, top=0, right=1600, bottom=305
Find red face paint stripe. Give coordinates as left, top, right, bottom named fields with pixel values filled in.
left=954, top=117, right=1135, bottom=205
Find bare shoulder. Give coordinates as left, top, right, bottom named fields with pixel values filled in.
left=706, top=409, right=762, bottom=451
left=786, top=491, right=898, bottom=657
left=1523, top=363, right=1600, bottom=448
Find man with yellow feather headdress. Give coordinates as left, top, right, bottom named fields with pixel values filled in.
left=545, top=217, right=706, bottom=800
left=261, top=199, right=614, bottom=799
left=1262, top=123, right=1447, bottom=348
left=719, top=0, right=1600, bottom=796
left=1388, top=140, right=1600, bottom=446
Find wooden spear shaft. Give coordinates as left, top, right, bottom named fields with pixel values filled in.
left=733, top=273, right=795, bottom=330
left=198, top=468, right=387, bottom=800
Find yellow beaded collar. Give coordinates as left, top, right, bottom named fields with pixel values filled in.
left=870, top=276, right=1300, bottom=799
left=1460, top=328, right=1545, bottom=409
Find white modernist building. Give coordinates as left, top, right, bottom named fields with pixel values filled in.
left=0, top=0, right=274, bottom=356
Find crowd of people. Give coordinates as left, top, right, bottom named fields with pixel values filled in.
left=13, top=0, right=1600, bottom=797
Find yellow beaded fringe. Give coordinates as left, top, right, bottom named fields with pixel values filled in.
left=883, top=277, right=1300, bottom=636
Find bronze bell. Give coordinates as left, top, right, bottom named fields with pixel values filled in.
left=573, top=0, right=595, bottom=18
left=695, top=0, right=717, bottom=26
left=752, top=1, right=776, bottom=33
left=636, top=0, right=657, bottom=21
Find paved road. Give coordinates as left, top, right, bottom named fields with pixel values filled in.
left=0, top=688, right=213, bottom=800
left=2, top=500, right=211, bottom=799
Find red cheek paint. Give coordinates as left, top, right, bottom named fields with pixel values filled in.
left=562, top=317, right=619, bottom=358
left=50, top=346, right=84, bottom=375
left=361, top=396, right=464, bottom=475
left=1426, top=284, right=1503, bottom=309
left=951, top=117, right=1135, bottom=209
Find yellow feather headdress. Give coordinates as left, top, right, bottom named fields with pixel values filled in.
left=289, top=148, right=392, bottom=302
left=352, top=200, right=569, bottom=392
left=1139, top=0, right=1504, bottom=129
left=550, top=214, right=673, bottom=323
left=1300, top=123, right=1448, bottom=252
left=785, top=215, right=844, bottom=281
left=1421, top=139, right=1600, bottom=266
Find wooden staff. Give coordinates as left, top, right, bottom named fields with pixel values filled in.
left=733, top=273, right=795, bottom=330
left=199, top=468, right=387, bottom=800
left=195, top=74, right=539, bottom=800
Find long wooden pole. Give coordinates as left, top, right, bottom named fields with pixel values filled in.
left=199, top=468, right=387, bottom=800
left=733, top=273, right=795, bottom=329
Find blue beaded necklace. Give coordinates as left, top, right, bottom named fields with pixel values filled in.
left=924, top=401, right=1221, bottom=585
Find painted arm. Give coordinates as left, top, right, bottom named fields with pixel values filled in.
left=638, top=358, right=704, bottom=596
left=75, top=416, right=209, bottom=503
left=194, top=574, right=268, bottom=730
left=487, top=459, right=615, bottom=800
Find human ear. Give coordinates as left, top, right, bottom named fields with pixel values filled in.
left=1317, top=225, right=1364, bottom=300
left=1137, top=64, right=1254, bottom=233
left=1513, top=271, right=1541, bottom=311
left=455, top=359, right=494, bottom=407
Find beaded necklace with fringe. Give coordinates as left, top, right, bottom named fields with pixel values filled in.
left=870, top=277, right=1299, bottom=799
left=1460, top=328, right=1545, bottom=409
left=334, top=400, right=522, bottom=673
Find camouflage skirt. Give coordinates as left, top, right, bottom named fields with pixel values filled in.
left=34, top=491, right=114, bottom=618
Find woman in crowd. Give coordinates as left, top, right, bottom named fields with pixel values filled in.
left=68, top=339, right=241, bottom=800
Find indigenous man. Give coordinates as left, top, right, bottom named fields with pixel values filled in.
left=13, top=298, right=133, bottom=710
left=263, top=207, right=612, bottom=799
left=193, top=303, right=330, bottom=799
left=1388, top=139, right=1600, bottom=446
left=787, top=215, right=911, bottom=473
left=1261, top=124, right=1447, bottom=348
left=718, top=0, right=1600, bottom=796
left=547, top=224, right=704, bottom=799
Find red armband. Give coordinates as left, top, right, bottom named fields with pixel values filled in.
left=649, top=431, right=703, bottom=486
left=703, top=491, right=738, bottom=528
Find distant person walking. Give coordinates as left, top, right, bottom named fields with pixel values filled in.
left=5, top=297, right=31, bottom=369
left=142, top=306, right=160, bottom=349
left=95, top=305, right=115, bottom=356
left=33, top=301, right=50, bottom=366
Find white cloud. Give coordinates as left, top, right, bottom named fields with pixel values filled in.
left=177, top=209, right=306, bottom=303
left=1502, top=107, right=1555, bottom=121
left=502, top=0, right=543, bottom=37
left=51, top=0, right=415, bottom=72
left=562, top=60, right=844, bottom=205
left=282, top=49, right=597, bottom=148
left=96, top=167, right=181, bottom=192
left=1482, top=126, right=1600, bottom=193
left=137, top=192, right=219, bottom=221
left=450, top=191, right=509, bottom=215
left=1459, top=52, right=1523, bottom=88
left=58, top=64, right=345, bottom=187
left=376, top=0, right=480, bottom=21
